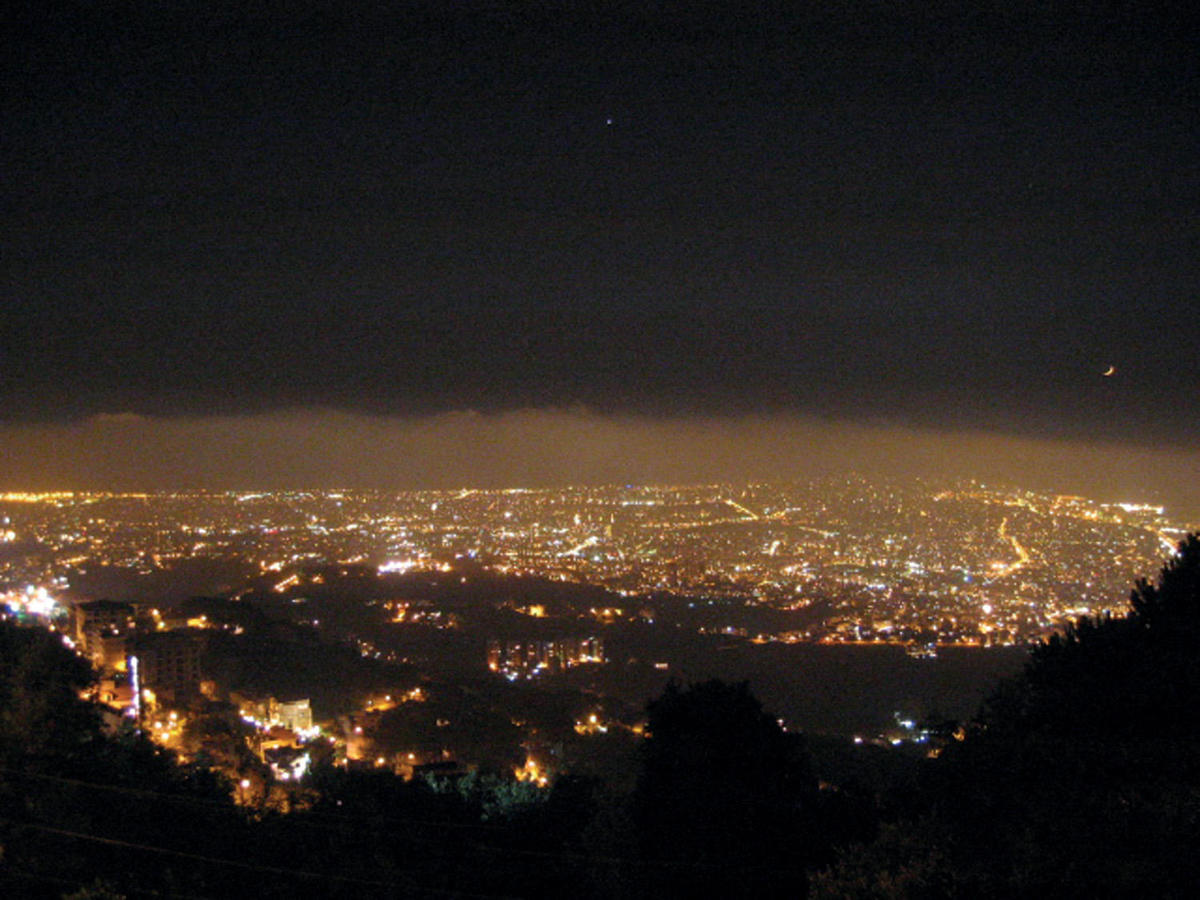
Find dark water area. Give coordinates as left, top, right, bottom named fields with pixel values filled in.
left=588, top=639, right=1030, bottom=737
left=684, top=643, right=1029, bottom=736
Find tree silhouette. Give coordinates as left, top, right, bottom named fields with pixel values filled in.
left=815, top=534, right=1200, bottom=897
left=633, top=679, right=817, bottom=897
left=0, top=620, right=238, bottom=897
left=0, top=620, right=98, bottom=769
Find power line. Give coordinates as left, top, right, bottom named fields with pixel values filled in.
left=0, top=817, right=522, bottom=900
left=0, top=766, right=236, bottom=813
left=1, top=767, right=808, bottom=877
left=0, top=866, right=211, bottom=900
left=0, top=765, right=506, bottom=832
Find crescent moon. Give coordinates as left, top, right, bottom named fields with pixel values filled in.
left=1102, top=365, right=1116, bottom=377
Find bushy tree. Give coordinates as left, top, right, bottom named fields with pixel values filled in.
left=0, top=621, right=98, bottom=768
left=0, top=620, right=237, bottom=897
left=633, top=679, right=817, bottom=897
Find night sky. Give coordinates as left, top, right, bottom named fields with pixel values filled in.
left=3, top=2, right=1198, bottom=504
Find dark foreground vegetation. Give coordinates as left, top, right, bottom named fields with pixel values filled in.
left=3, top=535, right=1199, bottom=898
left=815, top=533, right=1200, bottom=898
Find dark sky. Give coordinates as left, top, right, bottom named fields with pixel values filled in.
left=3, top=2, right=1198, bottom=495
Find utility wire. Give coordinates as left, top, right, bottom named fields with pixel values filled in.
left=0, top=865, right=211, bottom=900
left=0, top=765, right=507, bottom=832
left=1, top=766, right=807, bottom=877
left=0, top=817, right=522, bottom=900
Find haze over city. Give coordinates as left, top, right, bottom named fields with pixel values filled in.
left=1, top=409, right=1199, bottom=521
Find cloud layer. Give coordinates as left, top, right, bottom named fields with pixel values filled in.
left=2, top=408, right=1197, bottom=520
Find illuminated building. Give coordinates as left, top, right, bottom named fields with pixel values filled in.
left=130, top=630, right=204, bottom=702
left=72, top=599, right=135, bottom=671
left=487, top=636, right=606, bottom=679
left=271, top=697, right=313, bottom=732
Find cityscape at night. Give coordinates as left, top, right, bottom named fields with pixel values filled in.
left=4, top=0, right=1198, bottom=895
left=2, top=477, right=1198, bottom=894
left=1, top=478, right=1194, bottom=793
left=2, top=479, right=1191, bottom=650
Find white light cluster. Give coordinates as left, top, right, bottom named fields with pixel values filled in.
left=2, top=585, right=59, bottom=619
